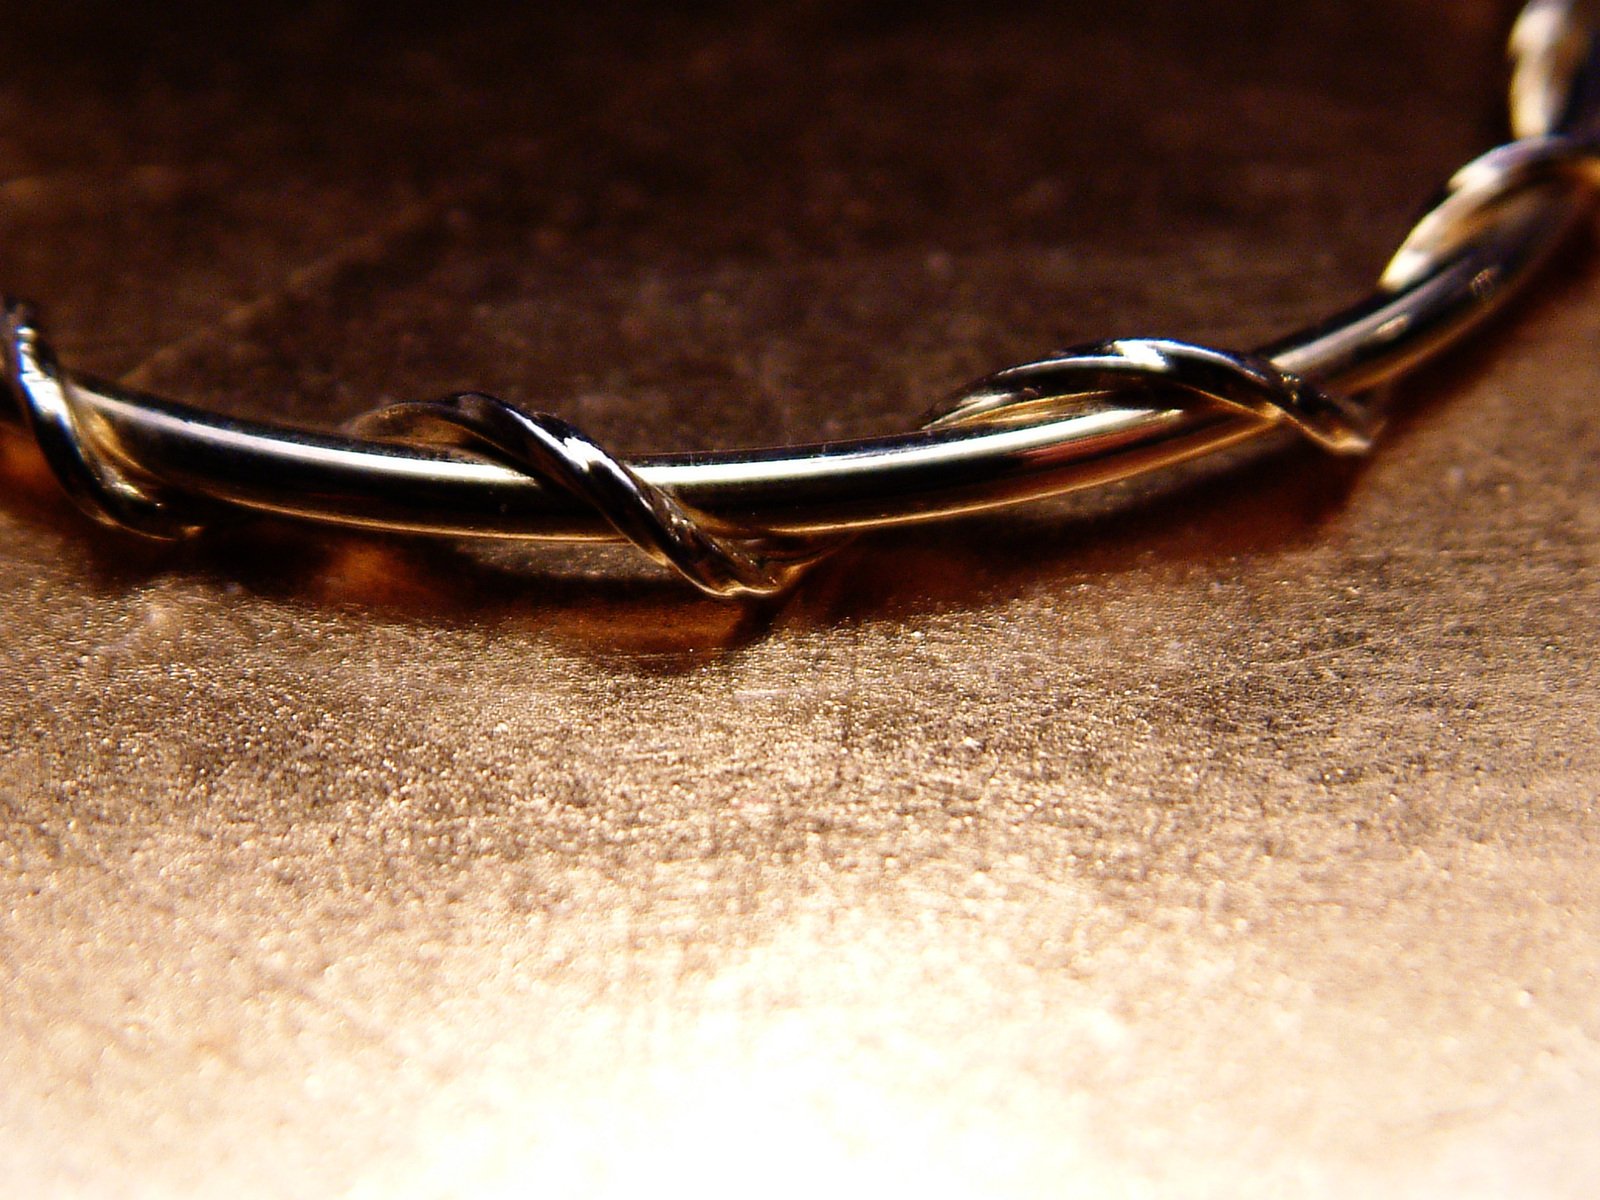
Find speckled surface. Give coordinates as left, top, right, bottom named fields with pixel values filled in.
left=2, top=2, right=1598, bottom=1196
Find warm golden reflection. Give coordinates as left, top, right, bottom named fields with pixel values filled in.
left=4, top=0, right=1599, bottom=1196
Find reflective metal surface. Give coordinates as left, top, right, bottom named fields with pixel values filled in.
left=3, top=4, right=1598, bottom=594
left=2, top=2, right=1598, bottom=1196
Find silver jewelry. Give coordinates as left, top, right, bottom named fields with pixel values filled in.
left=3, top=0, right=1597, bottom=598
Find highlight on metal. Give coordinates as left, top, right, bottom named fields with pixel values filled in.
left=2, top=0, right=1598, bottom=598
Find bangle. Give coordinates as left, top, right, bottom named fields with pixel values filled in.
left=3, top=0, right=1598, bottom=599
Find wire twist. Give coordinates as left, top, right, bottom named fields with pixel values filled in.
left=1, top=303, right=195, bottom=538
left=352, top=339, right=1367, bottom=597
left=2, top=0, right=1598, bottom=597
left=351, top=395, right=831, bottom=598
left=2, top=293, right=1371, bottom=596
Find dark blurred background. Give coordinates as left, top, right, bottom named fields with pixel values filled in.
left=0, top=1, right=1508, bottom=443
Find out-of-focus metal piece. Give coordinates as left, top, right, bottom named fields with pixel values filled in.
left=0, top=303, right=191, bottom=538
left=1, top=0, right=1597, bottom=598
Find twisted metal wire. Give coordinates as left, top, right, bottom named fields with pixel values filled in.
left=351, top=395, right=833, bottom=598
left=1, top=303, right=192, bottom=539
left=343, top=341, right=1365, bottom=597
left=2, top=0, right=1598, bottom=598
left=0, top=288, right=1370, bottom=599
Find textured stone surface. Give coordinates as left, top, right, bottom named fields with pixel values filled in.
left=2, top=2, right=1597, bottom=1195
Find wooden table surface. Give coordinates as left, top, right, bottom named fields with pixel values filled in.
left=2, top=2, right=1596, bottom=1195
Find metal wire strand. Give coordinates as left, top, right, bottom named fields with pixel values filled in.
left=2, top=0, right=1598, bottom=598
left=342, top=342, right=1363, bottom=597
left=352, top=396, right=829, bottom=598
left=0, top=303, right=190, bottom=538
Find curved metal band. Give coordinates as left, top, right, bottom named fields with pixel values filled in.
left=3, top=1, right=1598, bottom=597
left=0, top=304, right=190, bottom=538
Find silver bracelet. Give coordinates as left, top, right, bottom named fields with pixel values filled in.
left=3, top=0, right=1597, bottom=599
